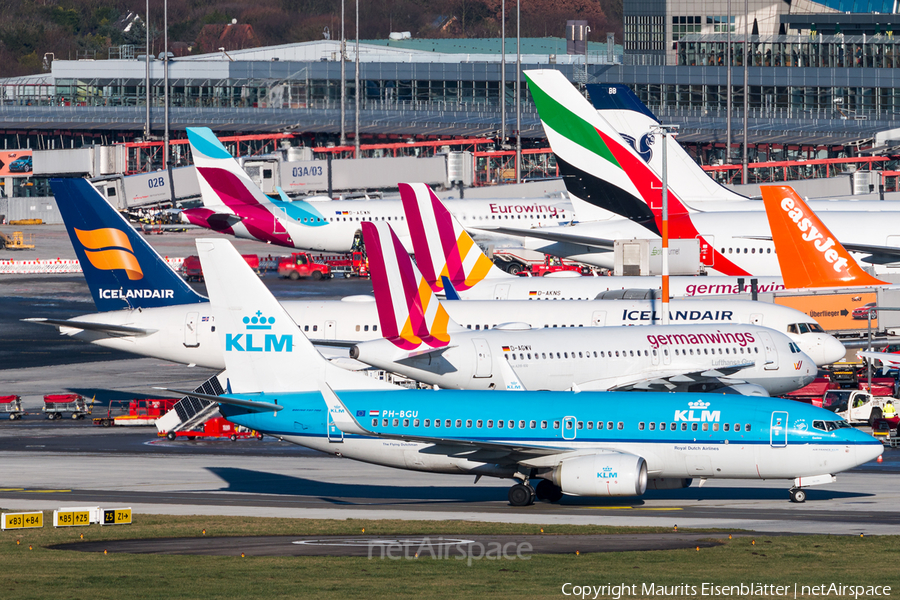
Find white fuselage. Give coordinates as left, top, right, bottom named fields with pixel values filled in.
left=55, top=297, right=844, bottom=370
left=351, top=324, right=816, bottom=395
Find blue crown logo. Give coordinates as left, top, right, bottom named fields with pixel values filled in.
left=243, top=310, right=274, bottom=330
left=603, top=466, right=613, bottom=471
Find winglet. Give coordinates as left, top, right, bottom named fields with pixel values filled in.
left=760, top=185, right=888, bottom=288
left=362, top=221, right=463, bottom=350
left=399, top=182, right=509, bottom=292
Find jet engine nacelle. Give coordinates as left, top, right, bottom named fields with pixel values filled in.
left=551, top=453, right=647, bottom=497
left=647, top=477, right=693, bottom=490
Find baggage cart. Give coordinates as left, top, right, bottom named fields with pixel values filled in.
left=42, top=394, right=91, bottom=420
left=0, top=395, right=23, bottom=420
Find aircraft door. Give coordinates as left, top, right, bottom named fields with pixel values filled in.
left=698, top=235, right=715, bottom=267
left=273, top=215, right=286, bottom=234
left=591, top=311, right=606, bottom=326
left=758, top=330, right=778, bottom=370
left=324, top=320, right=337, bottom=340
left=327, top=410, right=344, bottom=443
left=493, top=284, right=510, bottom=300
left=562, top=416, right=577, bottom=440
left=770, top=411, right=788, bottom=447
left=184, top=312, right=199, bottom=348
left=473, top=338, right=492, bottom=378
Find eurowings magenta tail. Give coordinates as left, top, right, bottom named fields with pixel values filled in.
left=760, top=185, right=887, bottom=288
left=51, top=177, right=206, bottom=312
left=399, top=182, right=511, bottom=292
left=362, top=220, right=463, bottom=350
left=524, top=69, right=750, bottom=277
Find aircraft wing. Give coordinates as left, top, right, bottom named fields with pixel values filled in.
left=320, top=383, right=566, bottom=461
left=605, top=362, right=756, bottom=392
left=858, top=351, right=900, bottom=373
left=155, top=388, right=283, bottom=412
left=23, top=318, right=157, bottom=337
left=471, top=226, right=616, bottom=250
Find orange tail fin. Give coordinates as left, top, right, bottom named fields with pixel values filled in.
left=760, top=185, right=887, bottom=288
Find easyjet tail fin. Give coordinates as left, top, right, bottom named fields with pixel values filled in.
left=760, top=185, right=887, bottom=288
left=362, top=220, right=464, bottom=350
left=399, top=182, right=510, bottom=293
left=51, top=178, right=206, bottom=312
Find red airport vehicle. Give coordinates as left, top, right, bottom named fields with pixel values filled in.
left=317, top=251, right=368, bottom=278
left=182, top=254, right=260, bottom=282
left=161, top=417, right=263, bottom=441
left=516, top=255, right=587, bottom=277
left=276, top=252, right=333, bottom=280
left=0, top=395, right=23, bottom=420
left=92, top=398, right=177, bottom=427
left=42, top=394, right=92, bottom=420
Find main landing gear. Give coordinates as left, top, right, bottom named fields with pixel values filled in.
left=789, top=488, right=807, bottom=503
left=508, top=479, right=564, bottom=506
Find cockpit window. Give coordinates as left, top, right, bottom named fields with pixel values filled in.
left=798, top=323, right=810, bottom=334
left=812, top=419, right=851, bottom=432
left=807, top=323, right=824, bottom=333
left=788, top=342, right=802, bottom=353
left=787, top=324, right=798, bottom=335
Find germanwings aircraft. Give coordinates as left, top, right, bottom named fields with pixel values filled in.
left=32, top=178, right=842, bottom=369
left=586, top=83, right=900, bottom=213
left=514, top=70, right=900, bottom=276
left=350, top=221, right=816, bottom=395
left=181, top=126, right=572, bottom=253
left=401, top=182, right=787, bottom=299
left=167, top=235, right=881, bottom=505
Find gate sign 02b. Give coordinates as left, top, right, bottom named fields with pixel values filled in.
left=2, top=511, right=43, bottom=530
left=101, top=508, right=132, bottom=525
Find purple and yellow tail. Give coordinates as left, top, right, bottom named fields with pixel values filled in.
left=362, top=221, right=462, bottom=350
left=400, top=182, right=509, bottom=293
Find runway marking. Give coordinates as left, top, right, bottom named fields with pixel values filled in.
left=0, top=488, right=72, bottom=493
left=589, top=506, right=682, bottom=511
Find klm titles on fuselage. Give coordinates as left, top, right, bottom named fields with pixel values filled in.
left=622, top=309, right=734, bottom=322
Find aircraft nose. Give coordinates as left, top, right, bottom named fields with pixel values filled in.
left=798, top=335, right=846, bottom=366
left=856, top=439, right=884, bottom=466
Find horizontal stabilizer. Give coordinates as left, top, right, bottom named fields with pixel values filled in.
left=23, top=318, right=157, bottom=337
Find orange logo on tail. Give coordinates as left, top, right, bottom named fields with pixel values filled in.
left=75, top=228, right=143, bottom=280
left=760, top=186, right=886, bottom=289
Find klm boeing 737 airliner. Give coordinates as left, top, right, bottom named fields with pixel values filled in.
left=163, top=237, right=881, bottom=507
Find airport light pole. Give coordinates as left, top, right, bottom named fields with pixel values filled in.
left=340, top=0, right=346, bottom=147
left=652, top=124, right=679, bottom=324
left=163, top=0, right=169, bottom=169
left=725, top=0, right=731, bottom=164
left=515, top=0, right=521, bottom=183
left=144, top=0, right=150, bottom=148
left=500, top=0, right=506, bottom=145
left=354, top=0, right=360, bottom=159
left=742, top=0, right=748, bottom=184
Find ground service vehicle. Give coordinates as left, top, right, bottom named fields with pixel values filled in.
left=277, top=252, right=332, bottom=280
left=823, top=390, right=897, bottom=426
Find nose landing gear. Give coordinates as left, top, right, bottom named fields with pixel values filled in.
left=789, top=487, right=807, bottom=503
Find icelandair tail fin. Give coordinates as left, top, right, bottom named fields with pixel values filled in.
left=524, top=70, right=751, bottom=277
left=585, top=83, right=748, bottom=205
left=50, top=178, right=206, bottom=312
left=760, top=185, right=887, bottom=288
left=196, top=237, right=395, bottom=393
left=362, top=221, right=464, bottom=350
left=186, top=127, right=276, bottom=212
left=399, top=182, right=510, bottom=292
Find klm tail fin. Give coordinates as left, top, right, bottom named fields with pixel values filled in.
left=196, top=237, right=395, bottom=393
left=524, top=69, right=750, bottom=277
left=760, top=185, right=887, bottom=289
left=399, top=182, right=510, bottom=292
left=362, top=220, right=463, bottom=350
left=50, top=178, right=206, bottom=312
left=585, top=83, right=748, bottom=205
